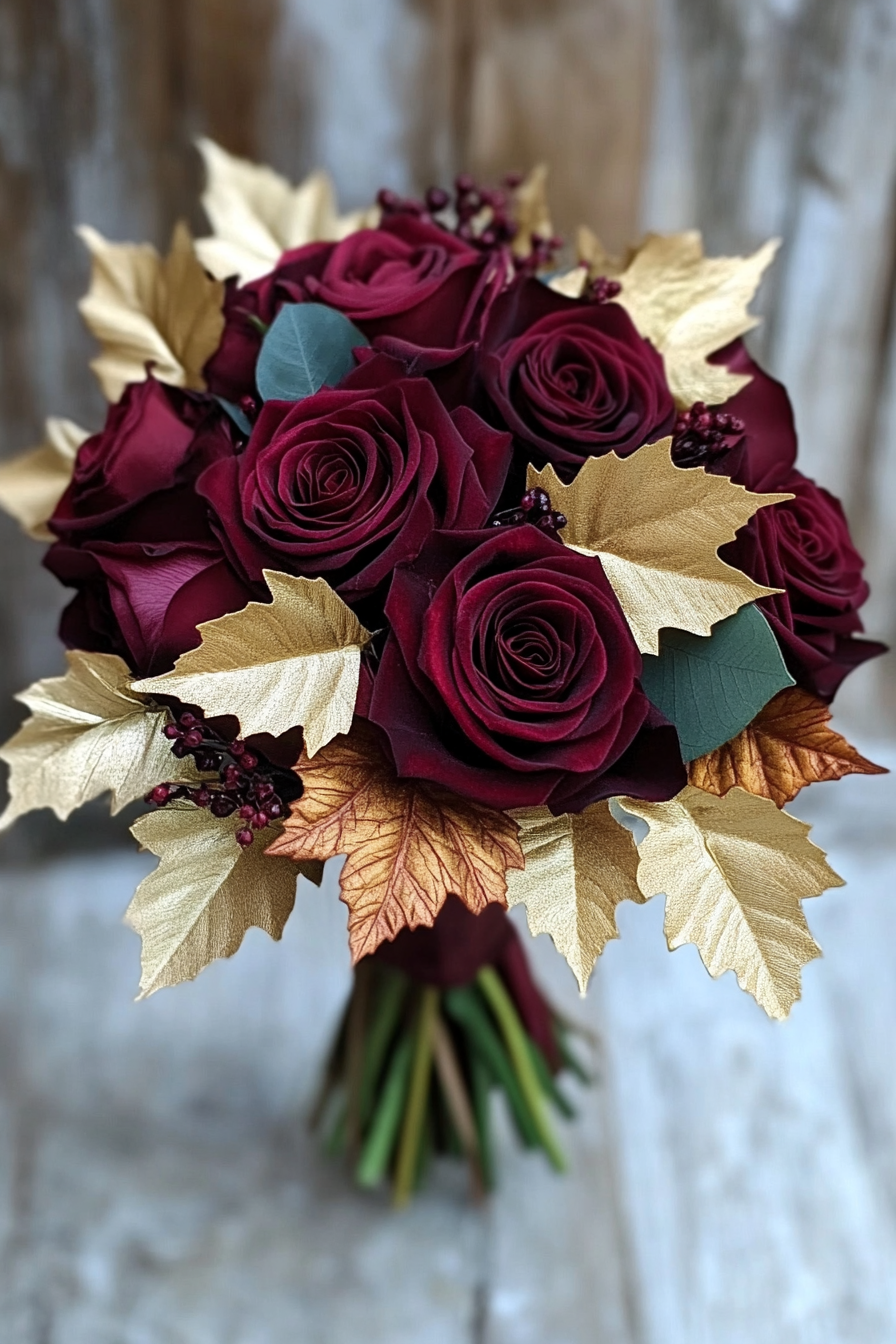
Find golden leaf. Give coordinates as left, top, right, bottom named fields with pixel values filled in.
left=195, top=137, right=379, bottom=283
left=529, top=439, right=791, bottom=654
left=689, top=686, right=888, bottom=808
left=546, top=265, right=589, bottom=299
left=267, top=723, right=523, bottom=961
left=133, top=571, right=371, bottom=756
left=621, top=786, right=843, bottom=1018
left=0, top=651, right=186, bottom=830
left=510, top=163, right=554, bottom=260
left=506, top=802, right=643, bottom=993
left=577, top=226, right=778, bottom=407
left=0, top=417, right=88, bottom=539
left=127, top=807, right=301, bottom=997
left=77, top=220, right=226, bottom=402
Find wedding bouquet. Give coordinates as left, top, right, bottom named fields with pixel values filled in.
left=0, top=142, right=885, bottom=1201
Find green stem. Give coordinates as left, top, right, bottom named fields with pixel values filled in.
left=477, top=967, right=567, bottom=1172
left=360, top=970, right=409, bottom=1124
left=355, top=1030, right=414, bottom=1188
left=393, top=987, right=439, bottom=1207
left=444, top=986, right=540, bottom=1149
left=529, top=1040, right=576, bottom=1120
left=469, top=1051, right=495, bottom=1192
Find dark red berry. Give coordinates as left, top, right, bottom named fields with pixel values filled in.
left=251, top=811, right=268, bottom=830
left=239, top=753, right=258, bottom=771
left=210, top=795, right=237, bottom=818
left=236, top=829, right=254, bottom=848
left=425, top=186, right=450, bottom=212
left=238, top=803, right=255, bottom=820
left=182, top=729, right=204, bottom=749
left=163, top=723, right=182, bottom=740
left=150, top=784, right=171, bottom=806
left=267, top=800, right=283, bottom=819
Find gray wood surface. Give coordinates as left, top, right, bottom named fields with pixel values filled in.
left=1, top=745, right=893, bottom=1343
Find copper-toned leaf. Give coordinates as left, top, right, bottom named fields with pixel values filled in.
left=529, top=439, right=791, bottom=654
left=0, top=417, right=88, bottom=539
left=577, top=226, right=778, bottom=407
left=622, top=786, right=843, bottom=1019
left=689, top=687, right=888, bottom=808
left=127, top=807, right=300, bottom=997
left=267, top=723, right=523, bottom=961
left=0, top=652, right=190, bottom=830
left=77, top=220, right=225, bottom=401
left=507, top=802, right=643, bottom=993
left=133, top=572, right=371, bottom=756
left=195, top=137, right=379, bottom=283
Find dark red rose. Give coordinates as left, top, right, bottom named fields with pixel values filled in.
left=45, top=379, right=251, bottom=676
left=481, top=280, right=676, bottom=478
left=198, top=355, right=512, bottom=601
left=722, top=469, right=885, bottom=699
left=204, top=216, right=503, bottom=405
left=368, top=526, right=685, bottom=811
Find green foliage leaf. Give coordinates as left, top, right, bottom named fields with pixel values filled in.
left=640, top=604, right=795, bottom=761
left=256, top=302, right=368, bottom=402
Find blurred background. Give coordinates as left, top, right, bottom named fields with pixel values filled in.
left=0, top=2, right=895, bottom=1341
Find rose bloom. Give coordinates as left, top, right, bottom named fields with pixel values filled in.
left=46, top=379, right=250, bottom=676
left=480, top=279, right=676, bottom=478
left=199, top=354, right=512, bottom=603
left=722, top=469, right=885, bottom=700
left=204, top=215, right=502, bottom=405
left=368, top=525, right=686, bottom=811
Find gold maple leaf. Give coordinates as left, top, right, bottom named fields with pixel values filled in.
left=529, top=438, right=791, bottom=654
left=77, top=220, right=226, bottom=402
left=510, top=163, right=554, bottom=260
left=195, top=137, right=380, bottom=283
left=506, top=802, right=643, bottom=993
left=127, top=807, right=304, bottom=997
left=577, top=226, right=779, bottom=407
left=133, top=572, right=371, bottom=757
left=0, top=417, right=89, bottom=540
left=621, top=786, right=843, bottom=1019
left=689, top=687, right=887, bottom=808
left=0, top=651, right=190, bottom=830
left=266, top=723, right=523, bottom=962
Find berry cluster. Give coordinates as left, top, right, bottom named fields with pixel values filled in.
left=490, top=486, right=567, bottom=534
left=146, top=709, right=296, bottom=849
left=377, top=174, right=562, bottom=271
left=671, top=402, right=745, bottom=468
left=588, top=276, right=622, bottom=304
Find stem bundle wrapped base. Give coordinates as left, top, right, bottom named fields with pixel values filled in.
left=311, top=935, right=589, bottom=1204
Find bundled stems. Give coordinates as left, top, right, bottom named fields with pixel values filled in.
left=314, top=958, right=588, bottom=1203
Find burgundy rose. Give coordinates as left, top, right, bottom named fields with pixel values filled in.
left=694, top=341, right=798, bottom=491
left=205, top=216, right=502, bottom=406
left=368, top=526, right=685, bottom=811
left=722, top=469, right=885, bottom=699
left=46, top=378, right=251, bottom=676
left=198, top=355, right=512, bottom=601
left=481, top=280, right=676, bottom=477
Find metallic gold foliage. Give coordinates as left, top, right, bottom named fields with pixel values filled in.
left=529, top=439, right=791, bottom=654
left=689, top=686, right=887, bottom=808
left=133, top=571, right=371, bottom=756
left=621, top=786, right=843, bottom=1019
left=77, top=220, right=226, bottom=402
left=546, top=265, right=589, bottom=298
left=0, top=651, right=185, bottom=830
left=0, top=417, right=88, bottom=539
left=267, top=723, right=524, bottom=962
left=577, top=226, right=779, bottom=407
left=127, top=807, right=300, bottom=997
left=506, top=803, right=643, bottom=993
left=510, top=164, right=553, bottom=259
left=195, top=137, right=379, bottom=283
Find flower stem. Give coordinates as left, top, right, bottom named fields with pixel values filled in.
left=393, top=987, right=439, bottom=1207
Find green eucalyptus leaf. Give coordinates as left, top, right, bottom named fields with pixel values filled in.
left=256, top=302, right=369, bottom=403
left=640, top=605, right=795, bottom=762
left=214, top=396, right=253, bottom=437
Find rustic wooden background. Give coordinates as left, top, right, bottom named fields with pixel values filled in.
left=1, top=5, right=896, bottom=1340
